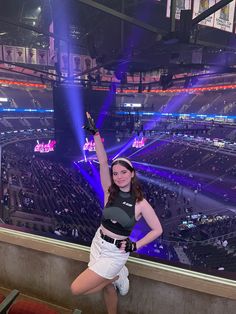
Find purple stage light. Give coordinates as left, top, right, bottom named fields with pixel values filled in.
left=64, top=86, right=85, bottom=154
left=111, top=136, right=135, bottom=160
left=123, top=4, right=152, bottom=58
left=128, top=135, right=168, bottom=159
left=133, top=161, right=232, bottom=203
left=106, top=142, right=129, bottom=154
left=112, top=4, right=153, bottom=90
left=133, top=160, right=218, bottom=182
left=163, top=93, right=192, bottom=114
left=201, top=180, right=231, bottom=200
left=96, top=90, right=116, bottom=129
left=52, top=1, right=86, bottom=155
left=133, top=161, right=199, bottom=190
left=143, top=93, right=191, bottom=132
left=89, top=161, right=104, bottom=206
left=74, top=162, right=103, bottom=207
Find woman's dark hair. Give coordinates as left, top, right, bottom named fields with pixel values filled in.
left=107, top=159, right=143, bottom=204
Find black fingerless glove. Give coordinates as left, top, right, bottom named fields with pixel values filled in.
left=83, top=116, right=99, bottom=135
left=124, top=238, right=137, bottom=253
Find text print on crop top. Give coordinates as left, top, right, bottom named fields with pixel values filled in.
left=101, top=190, right=136, bottom=236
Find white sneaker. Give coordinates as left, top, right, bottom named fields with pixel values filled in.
left=114, top=266, right=129, bottom=296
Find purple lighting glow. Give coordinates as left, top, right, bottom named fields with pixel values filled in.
left=112, top=136, right=135, bottom=160
left=96, top=90, right=116, bottom=129
left=133, top=161, right=199, bottom=190
left=64, top=86, right=85, bottom=155
left=128, top=135, right=168, bottom=159
left=89, top=161, right=104, bottom=206
left=74, top=162, right=103, bottom=207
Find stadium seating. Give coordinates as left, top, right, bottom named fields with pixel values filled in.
left=0, top=289, right=82, bottom=314
left=0, top=290, right=20, bottom=314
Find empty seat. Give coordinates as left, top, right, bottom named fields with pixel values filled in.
left=0, top=290, right=20, bottom=314
left=8, top=300, right=59, bottom=314
left=0, top=293, right=6, bottom=303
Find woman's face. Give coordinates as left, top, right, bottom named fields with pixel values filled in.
left=112, top=163, right=134, bottom=191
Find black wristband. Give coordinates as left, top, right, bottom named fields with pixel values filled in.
left=124, top=238, right=137, bottom=253
left=83, top=115, right=99, bottom=135
left=132, top=241, right=137, bottom=252
left=83, top=125, right=98, bottom=135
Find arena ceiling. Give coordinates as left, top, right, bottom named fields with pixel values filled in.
left=0, top=0, right=236, bottom=78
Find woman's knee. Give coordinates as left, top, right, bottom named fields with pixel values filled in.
left=70, top=269, right=110, bottom=295
left=70, top=281, right=81, bottom=295
left=103, top=283, right=116, bottom=294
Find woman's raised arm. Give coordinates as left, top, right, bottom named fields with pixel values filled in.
left=84, top=112, right=111, bottom=196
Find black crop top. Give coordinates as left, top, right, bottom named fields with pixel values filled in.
left=101, top=190, right=136, bottom=236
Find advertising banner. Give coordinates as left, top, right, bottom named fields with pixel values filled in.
left=193, top=0, right=216, bottom=27
left=15, top=46, right=26, bottom=63
left=26, top=48, right=37, bottom=64
left=36, top=49, right=48, bottom=65
left=213, top=0, right=236, bottom=32
left=3, top=45, right=15, bottom=62
left=166, top=0, right=191, bottom=19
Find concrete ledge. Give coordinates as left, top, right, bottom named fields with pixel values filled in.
left=0, top=227, right=235, bottom=302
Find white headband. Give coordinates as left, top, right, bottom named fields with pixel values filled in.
left=112, top=157, right=133, bottom=169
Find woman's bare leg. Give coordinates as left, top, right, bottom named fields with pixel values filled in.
left=83, top=275, right=118, bottom=295
left=103, top=284, right=118, bottom=314
left=70, top=268, right=117, bottom=295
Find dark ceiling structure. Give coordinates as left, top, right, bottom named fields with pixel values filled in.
left=0, top=0, right=236, bottom=81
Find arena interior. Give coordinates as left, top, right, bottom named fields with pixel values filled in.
left=0, top=1, right=236, bottom=313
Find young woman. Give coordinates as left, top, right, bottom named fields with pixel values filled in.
left=71, top=112, right=163, bottom=314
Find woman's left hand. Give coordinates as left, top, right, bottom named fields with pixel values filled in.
left=119, top=239, right=137, bottom=253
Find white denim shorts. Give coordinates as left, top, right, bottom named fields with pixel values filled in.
left=88, top=227, right=129, bottom=279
